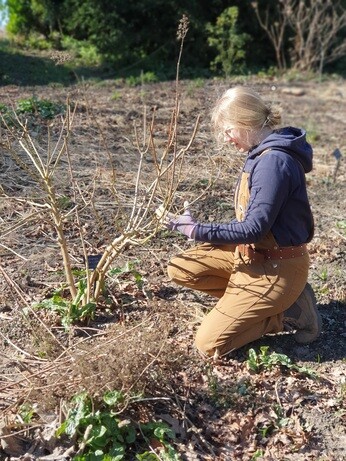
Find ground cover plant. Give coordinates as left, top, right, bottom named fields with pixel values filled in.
left=0, top=43, right=345, bottom=461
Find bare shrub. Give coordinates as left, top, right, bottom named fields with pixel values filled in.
left=287, top=0, right=346, bottom=74
left=0, top=16, right=219, bottom=315
left=252, top=0, right=346, bottom=73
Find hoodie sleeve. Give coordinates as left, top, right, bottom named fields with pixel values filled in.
left=193, top=153, right=293, bottom=244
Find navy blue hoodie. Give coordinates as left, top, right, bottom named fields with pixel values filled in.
left=193, top=127, right=314, bottom=246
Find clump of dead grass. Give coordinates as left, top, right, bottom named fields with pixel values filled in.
left=1, top=298, right=193, bottom=421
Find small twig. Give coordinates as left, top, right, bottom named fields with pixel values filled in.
left=332, top=228, right=346, bottom=241
left=137, top=424, right=165, bottom=461
left=0, top=264, right=68, bottom=354
left=0, top=331, right=47, bottom=362
left=131, top=396, right=172, bottom=403
left=0, top=423, right=44, bottom=439
left=0, top=242, right=28, bottom=260
left=73, top=423, right=93, bottom=457
left=172, top=392, right=217, bottom=457
left=0, top=357, right=71, bottom=393
left=52, top=317, right=148, bottom=363
left=33, top=446, right=76, bottom=461
left=0, top=264, right=31, bottom=303
left=274, top=376, right=283, bottom=409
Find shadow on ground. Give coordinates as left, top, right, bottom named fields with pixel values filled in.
left=0, top=45, right=113, bottom=86
left=234, top=300, right=346, bottom=364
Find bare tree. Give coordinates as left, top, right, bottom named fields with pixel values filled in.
left=252, top=0, right=289, bottom=72
left=252, top=0, right=346, bottom=74
left=287, top=0, right=346, bottom=74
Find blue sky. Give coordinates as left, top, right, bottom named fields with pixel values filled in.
left=0, top=4, right=8, bottom=28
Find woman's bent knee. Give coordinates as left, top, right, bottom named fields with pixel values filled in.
left=194, top=328, right=218, bottom=357
left=167, top=256, right=191, bottom=283
left=167, top=260, right=182, bottom=282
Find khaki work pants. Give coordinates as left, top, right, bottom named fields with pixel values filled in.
left=168, top=243, right=310, bottom=357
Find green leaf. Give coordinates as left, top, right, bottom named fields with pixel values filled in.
left=247, top=346, right=316, bottom=377
left=73, top=279, right=87, bottom=305
left=75, top=302, right=96, bottom=320
left=61, top=314, right=73, bottom=330
left=259, top=345, right=269, bottom=357
left=136, top=452, right=159, bottom=461
left=108, top=267, right=124, bottom=276
left=57, top=391, right=91, bottom=437
left=246, top=348, right=259, bottom=372
left=124, top=425, right=136, bottom=444
left=100, top=413, right=120, bottom=434
left=55, top=420, right=67, bottom=438
left=269, top=353, right=292, bottom=367
left=133, top=271, right=143, bottom=287
left=103, top=390, right=124, bottom=406
left=153, top=424, right=175, bottom=441
left=161, top=443, right=181, bottom=460
left=103, top=455, right=124, bottom=461
left=86, top=424, right=109, bottom=449
left=34, top=295, right=67, bottom=312
left=19, top=403, right=34, bottom=423
left=109, top=441, right=126, bottom=460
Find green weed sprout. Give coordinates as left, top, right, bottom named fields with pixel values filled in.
left=247, top=346, right=316, bottom=378
left=34, top=280, right=96, bottom=330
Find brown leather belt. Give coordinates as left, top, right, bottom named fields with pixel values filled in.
left=237, top=243, right=308, bottom=262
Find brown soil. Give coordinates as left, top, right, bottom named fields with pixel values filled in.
left=0, top=77, right=345, bottom=461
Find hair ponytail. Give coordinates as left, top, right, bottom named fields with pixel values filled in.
left=264, top=106, right=282, bottom=128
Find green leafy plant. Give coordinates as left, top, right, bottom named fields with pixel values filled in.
left=305, top=124, right=320, bottom=143
left=61, top=36, right=102, bottom=66
left=336, top=220, right=346, bottom=235
left=256, top=66, right=279, bottom=79
left=34, top=279, right=96, bottom=329
left=256, top=403, right=290, bottom=443
left=206, top=6, right=250, bottom=76
left=251, top=449, right=265, bottom=460
left=19, top=402, right=35, bottom=423
left=57, top=391, right=180, bottom=460
left=16, top=96, right=65, bottom=119
left=125, top=71, right=159, bottom=87
left=247, top=346, right=316, bottom=377
left=27, top=32, right=53, bottom=50
left=0, top=103, right=18, bottom=126
left=56, top=194, right=74, bottom=210
left=185, top=78, right=205, bottom=97
left=109, top=261, right=144, bottom=289
left=317, top=267, right=328, bottom=282
left=111, top=91, right=122, bottom=101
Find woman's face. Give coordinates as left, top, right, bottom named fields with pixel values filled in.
left=224, top=126, right=255, bottom=152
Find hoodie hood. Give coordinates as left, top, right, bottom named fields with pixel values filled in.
left=249, top=127, right=313, bottom=173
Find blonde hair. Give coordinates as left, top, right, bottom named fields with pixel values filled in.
left=211, top=86, right=281, bottom=137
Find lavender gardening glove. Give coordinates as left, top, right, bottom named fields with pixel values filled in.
left=156, top=202, right=197, bottom=239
